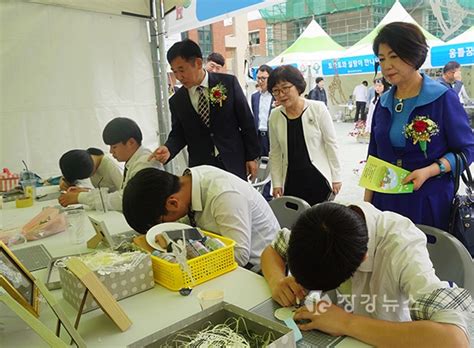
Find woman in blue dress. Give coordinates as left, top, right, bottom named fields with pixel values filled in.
left=365, top=22, right=474, bottom=231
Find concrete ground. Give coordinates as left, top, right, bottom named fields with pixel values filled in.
left=331, top=121, right=368, bottom=203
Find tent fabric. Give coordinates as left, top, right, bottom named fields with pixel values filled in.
left=342, top=0, right=442, bottom=58
left=0, top=2, right=158, bottom=177
left=29, top=0, right=151, bottom=17
left=322, top=1, right=444, bottom=76
left=447, top=26, right=474, bottom=44
left=266, top=19, right=345, bottom=68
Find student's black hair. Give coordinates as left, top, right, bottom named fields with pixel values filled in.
left=258, top=64, right=273, bottom=75
left=102, top=117, right=142, bottom=146
left=443, top=61, right=461, bottom=74
left=315, top=77, right=324, bottom=84
left=122, top=168, right=181, bottom=233
left=268, top=65, right=306, bottom=95
left=362, top=81, right=368, bottom=86
left=287, top=203, right=369, bottom=291
left=207, top=52, right=225, bottom=67
left=86, top=147, right=104, bottom=156
left=167, top=39, right=202, bottom=64
left=373, top=22, right=428, bottom=70
left=59, top=149, right=94, bottom=184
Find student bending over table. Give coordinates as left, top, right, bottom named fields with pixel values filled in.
left=59, top=117, right=162, bottom=211
left=122, top=166, right=280, bottom=272
left=261, top=201, right=471, bottom=347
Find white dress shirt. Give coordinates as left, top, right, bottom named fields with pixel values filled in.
left=258, top=91, right=273, bottom=131
left=353, top=84, right=368, bottom=102
left=272, top=201, right=470, bottom=335
left=189, top=165, right=280, bottom=268
left=89, top=155, right=123, bottom=192
left=188, top=70, right=209, bottom=113
left=78, top=146, right=162, bottom=211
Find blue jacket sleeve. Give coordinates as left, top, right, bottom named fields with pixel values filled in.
left=441, top=90, right=474, bottom=170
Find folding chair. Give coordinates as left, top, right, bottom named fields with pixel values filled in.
left=269, top=196, right=311, bottom=229
left=248, top=156, right=271, bottom=194
left=417, top=224, right=474, bottom=297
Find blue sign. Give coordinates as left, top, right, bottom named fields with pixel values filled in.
left=196, top=0, right=262, bottom=21
left=322, top=54, right=379, bottom=76
left=430, top=42, right=474, bottom=67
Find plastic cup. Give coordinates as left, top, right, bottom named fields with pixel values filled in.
left=65, top=208, right=86, bottom=245
left=21, top=179, right=37, bottom=199
left=197, top=289, right=224, bottom=310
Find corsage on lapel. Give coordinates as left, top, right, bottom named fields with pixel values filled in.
left=209, top=83, right=227, bottom=107
left=404, top=116, right=439, bottom=158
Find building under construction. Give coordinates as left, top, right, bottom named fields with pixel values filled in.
left=260, top=0, right=474, bottom=56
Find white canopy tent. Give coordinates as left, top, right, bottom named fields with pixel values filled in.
left=322, top=1, right=444, bottom=76
left=266, top=19, right=345, bottom=76
left=447, top=26, right=474, bottom=44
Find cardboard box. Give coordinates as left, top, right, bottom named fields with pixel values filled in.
left=59, top=253, right=154, bottom=313
left=127, top=302, right=296, bottom=348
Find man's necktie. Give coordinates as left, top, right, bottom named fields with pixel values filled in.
left=121, top=166, right=128, bottom=189
left=197, top=86, right=210, bottom=127
left=188, top=209, right=197, bottom=227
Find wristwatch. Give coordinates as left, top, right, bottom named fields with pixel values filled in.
left=435, top=159, right=446, bottom=175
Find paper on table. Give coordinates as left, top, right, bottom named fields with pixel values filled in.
left=359, top=156, right=414, bottom=194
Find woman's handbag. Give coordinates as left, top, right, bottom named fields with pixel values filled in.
left=449, top=152, right=474, bottom=257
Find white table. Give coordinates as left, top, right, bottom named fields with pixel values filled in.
left=1, top=195, right=367, bottom=347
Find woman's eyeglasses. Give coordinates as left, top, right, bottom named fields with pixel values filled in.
left=271, top=85, right=293, bottom=97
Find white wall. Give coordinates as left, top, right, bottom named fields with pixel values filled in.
left=0, top=1, right=158, bottom=177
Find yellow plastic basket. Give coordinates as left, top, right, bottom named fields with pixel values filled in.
left=150, top=231, right=238, bottom=291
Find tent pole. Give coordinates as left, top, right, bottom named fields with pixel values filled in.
left=150, top=0, right=175, bottom=174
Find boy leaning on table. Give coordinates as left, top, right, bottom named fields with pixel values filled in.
left=261, top=201, right=471, bottom=347
left=121, top=165, right=280, bottom=272
left=58, top=117, right=162, bottom=211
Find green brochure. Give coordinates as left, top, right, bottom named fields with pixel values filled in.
left=359, top=156, right=414, bottom=194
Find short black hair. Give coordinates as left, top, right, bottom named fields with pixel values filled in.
left=122, top=168, right=181, bottom=233
left=373, top=22, right=428, bottom=70
left=167, top=39, right=202, bottom=64
left=315, top=77, right=324, bottom=84
left=102, top=117, right=142, bottom=146
left=362, top=81, right=368, bottom=86
left=287, top=203, right=369, bottom=291
left=59, top=149, right=94, bottom=184
left=443, top=61, right=461, bottom=74
left=258, top=64, right=273, bottom=75
left=207, top=52, right=225, bottom=67
left=268, top=65, right=306, bottom=95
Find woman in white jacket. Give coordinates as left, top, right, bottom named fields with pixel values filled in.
left=268, top=65, right=342, bottom=206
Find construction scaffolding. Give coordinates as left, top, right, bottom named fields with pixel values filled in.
left=260, top=0, right=474, bottom=56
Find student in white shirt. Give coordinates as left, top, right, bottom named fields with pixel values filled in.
left=122, top=165, right=280, bottom=271
left=59, top=117, right=162, bottom=211
left=59, top=147, right=123, bottom=192
left=262, top=202, right=471, bottom=347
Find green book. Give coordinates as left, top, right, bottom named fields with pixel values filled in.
left=359, top=156, right=414, bottom=194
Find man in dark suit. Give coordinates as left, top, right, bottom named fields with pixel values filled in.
left=251, top=65, right=273, bottom=157
left=150, top=39, right=260, bottom=180
left=308, top=77, right=327, bottom=106
left=251, top=65, right=273, bottom=200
